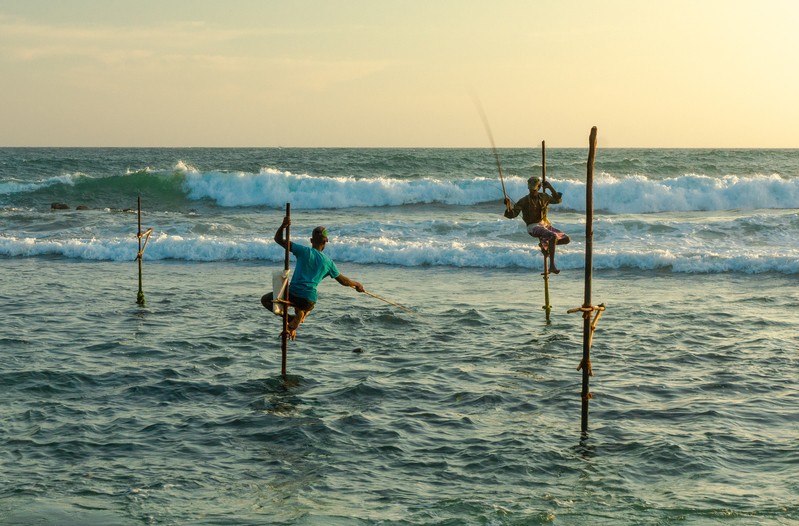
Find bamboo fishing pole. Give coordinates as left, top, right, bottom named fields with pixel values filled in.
left=361, top=290, right=415, bottom=317
left=473, top=99, right=510, bottom=208
left=281, top=203, right=291, bottom=377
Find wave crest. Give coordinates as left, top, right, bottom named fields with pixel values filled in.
left=2, top=233, right=797, bottom=275
left=4, top=163, right=797, bottom=214
left=181, top=168, right=502, bottom=209
left=182, top=169, right=799, bottom=213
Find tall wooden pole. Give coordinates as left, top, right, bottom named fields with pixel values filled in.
left=136, top=194, right=145, bottom=305
left=541, top=140, right=547, bottom=187
left=541, top=140, right=551, bottom=322
left=281, top=203, right=291, bottom=377
left=581, top=127, right=598, bottom=432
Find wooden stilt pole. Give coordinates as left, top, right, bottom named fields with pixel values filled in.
left=136, top=194, right=152, bottom=306
left=540, top=140, right=552, bottom=322
left=568, top=128, right=605, bottom=433
left=542, top=255, right=551, bottom=321
left=541, top=139, right=547, bottom=187
left=281, top=203, right=291, bottom=378
left=137, top=194, right=144, bottom=305
left=579, top=127, right=598, bottom=432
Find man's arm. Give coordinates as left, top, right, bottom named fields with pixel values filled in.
left=335, top=274, right=365, bottom=293
left=543, top=182, right=563, bottom=204
left=274, top=216, right=290, bottom=249
left=504, top=197, right=520, bottom=218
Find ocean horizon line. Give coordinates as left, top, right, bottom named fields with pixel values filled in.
left=2, top=145, right=798, bottom=151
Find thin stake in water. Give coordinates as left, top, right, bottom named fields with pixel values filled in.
left=281, top=203, right=291, bottom=377
left=136, top=193, right=153, bottom=305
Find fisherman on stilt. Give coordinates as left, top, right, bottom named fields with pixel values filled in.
left=261, top=216, right=365, bottom=340
left=504, top=177, right=570, bottom=274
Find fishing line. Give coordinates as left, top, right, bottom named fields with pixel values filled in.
left=359, top=289, right=416, bottom=317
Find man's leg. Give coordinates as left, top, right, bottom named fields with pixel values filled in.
left=286, top=309, right=309, bottom=340
left=549, top=240, right=560, bottom=274
left=535, top=230, right=559, bottom=274
left=545, top=227, right=567, bottom=274
left=538, top=238, right=549, bottom=256
left=263, top=292, right=297, bottom=329
left=261, top=292, right=275, bottom=311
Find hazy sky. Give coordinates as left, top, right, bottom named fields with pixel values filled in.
left=1, top=1, right=797, bottom=147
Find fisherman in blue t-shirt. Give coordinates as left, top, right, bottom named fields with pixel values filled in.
left=261, top=216, right=364, bottom=340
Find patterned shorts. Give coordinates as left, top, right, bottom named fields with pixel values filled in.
left=527, top=223, right=567, bottom=251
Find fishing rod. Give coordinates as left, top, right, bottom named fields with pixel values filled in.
left=473, top=98, right=510, bottom=210
left=358, top=288, right=416, bottom=317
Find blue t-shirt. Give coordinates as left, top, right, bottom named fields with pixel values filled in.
left=289, top=242, right=340, bottom=302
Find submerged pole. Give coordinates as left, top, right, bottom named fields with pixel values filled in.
left=281, top=203, right=291, bottom=377
left=580, top=127, right=598, bottom=432
left=541, top=140, right=551, bottom=322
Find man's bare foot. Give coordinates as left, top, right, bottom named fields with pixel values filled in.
left=286, top=317, right=301, bottom=340
left=550, top=266, right=560, bottom=275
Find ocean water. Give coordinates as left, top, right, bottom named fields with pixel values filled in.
left=1, top=147, right=797, bottom=524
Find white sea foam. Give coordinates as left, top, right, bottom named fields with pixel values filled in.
left=587, top=173, right=797, bottom=213
left=0, top=174, right=77, bottom=195
left=177, top=167, right=799, bottom=213
left=2, top=233, right=796, bottom=274
left=4, top=147, right=797, bottom=277
left=181, top=168, right=501, bottom=209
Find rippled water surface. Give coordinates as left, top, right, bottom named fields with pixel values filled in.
left=1, top=258, right=797, bottom=525
left=2, top=148, right=798, bottom=524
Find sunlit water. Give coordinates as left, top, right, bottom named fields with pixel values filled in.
left=1, top=148, right=797, bottom=524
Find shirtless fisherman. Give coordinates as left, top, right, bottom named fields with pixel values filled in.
left=504, top=176, right=570, bottom=274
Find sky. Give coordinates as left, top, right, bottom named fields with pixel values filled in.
left=1, top=0, right=797, bottom=148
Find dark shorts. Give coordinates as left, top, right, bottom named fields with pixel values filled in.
left=261, top=292, right=316, bottom=313
left=290, top=295, right=316, bottom=312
